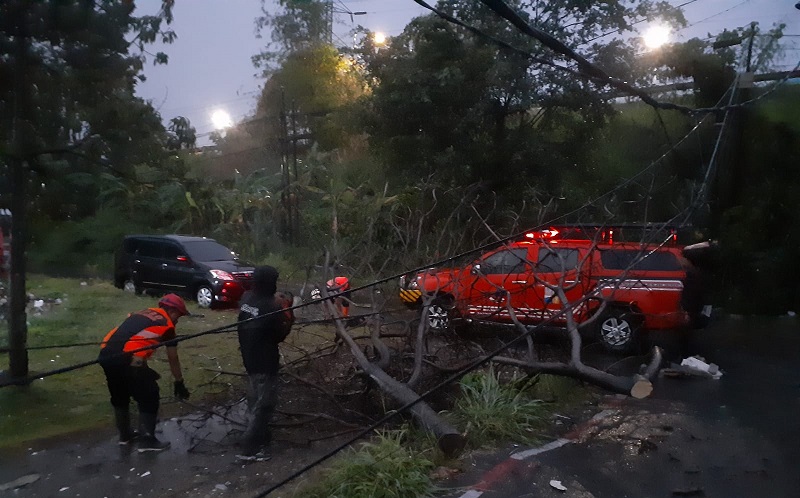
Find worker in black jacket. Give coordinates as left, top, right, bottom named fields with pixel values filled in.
left=236, top=265, right=294, bottom=459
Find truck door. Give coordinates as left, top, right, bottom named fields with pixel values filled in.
left=530, top=246, right=587, bottom=324
left=467, top=246, right=534, bottom=324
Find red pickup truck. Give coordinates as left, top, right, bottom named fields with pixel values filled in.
left=399, top=226, right=710, bottom=353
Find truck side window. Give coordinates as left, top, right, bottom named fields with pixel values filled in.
left=481, top=248, right=530, bottom=274
left=536, top=248, right=579, bottom=273
left=600, top=249, right=681, bottom=271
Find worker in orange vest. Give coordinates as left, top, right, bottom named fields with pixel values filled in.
left=326, top=276, right=351, bottom=318
left=98, top=293, right=191, bottom=452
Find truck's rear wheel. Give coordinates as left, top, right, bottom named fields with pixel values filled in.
left=597, top=308, right=642, bottom=354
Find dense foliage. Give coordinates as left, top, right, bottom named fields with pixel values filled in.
left=3, top=0, right=798, bottom=313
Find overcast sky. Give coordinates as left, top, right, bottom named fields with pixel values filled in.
left=134, top=0, right=799, bottom=141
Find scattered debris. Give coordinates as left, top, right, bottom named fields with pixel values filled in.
left=430, top=466, right=460, bottom=480
left=680, top=356, right=721, bottom=378
left=661, top=356, right=722, bottom=380
left=59, top=486, right=70, bottom=492
left=672, top=487, right=704, bottom=496
left=214, top=483, right=228, bottom=491
left=0, top=474, right=40, bottom=491
left=140, top=471, right=151, bottom=477
left=638, top=438, right=658, bottom=454
left=549, top=479, right=567, bottom=492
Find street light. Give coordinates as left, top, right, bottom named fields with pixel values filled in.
left=642, top=25, right=670, bottom=50
left=211, top=109, right=232, bottom=130
left=373, top=32, right=386, bottom=45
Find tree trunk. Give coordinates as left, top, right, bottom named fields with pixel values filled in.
left=324, top=300, right=466, bottom=456
left=493, top=346, right=663, bottom=399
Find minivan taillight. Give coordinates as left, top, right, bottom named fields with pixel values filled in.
left=210, top=269, right=234, bottom=281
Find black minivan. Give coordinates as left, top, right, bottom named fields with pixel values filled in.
left=113, top=235, right=254, bottom=308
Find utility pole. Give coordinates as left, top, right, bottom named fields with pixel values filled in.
left=279, top=89, right=293, bottom=243
left=745, top=22, right=756, bottom=73
left=324, top=0, right=366, bottom=45
left=290, top=100, right=300, bottom=240
left=8, top=1, right=31, bottom=379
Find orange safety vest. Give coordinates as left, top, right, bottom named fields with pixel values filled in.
left=100, top=308, right=177, bottom=360
left=326, top=276, right=350, bottom=293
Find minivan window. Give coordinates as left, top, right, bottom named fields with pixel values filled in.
left=123, top=238, right=140, bottom=254
left=182, top=240, right=235, bottom=261
left=536, top=248, right=579, bottom=273
left=600, top=249, right=681, bottom=271
left=138, top=240, right=164, bottom=258
left=481, top=248, right=529, bottom=274
left=164, top=244, right=183, bottom=260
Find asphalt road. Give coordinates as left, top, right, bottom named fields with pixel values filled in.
left=444, top=315, right=800, bottom=498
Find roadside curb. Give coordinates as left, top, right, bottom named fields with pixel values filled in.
left=456, top=402, right=623, bottom=498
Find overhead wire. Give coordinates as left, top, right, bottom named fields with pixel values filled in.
left=1, top=1, right=782, bottom=491
left=0, top=97, right=723, bottom=389
left=414, top=0, right=797, bottom=116
left=248, top=86, right=738, bottom=495
left=248, top=70, right=746, bottom=493
left=0, top=90, right=735, bottom=495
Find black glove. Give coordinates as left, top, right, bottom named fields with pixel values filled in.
left=174, top=380, right=190, bottom=400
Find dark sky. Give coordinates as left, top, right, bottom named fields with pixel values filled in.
left=134, top=0, right=798, bottom=143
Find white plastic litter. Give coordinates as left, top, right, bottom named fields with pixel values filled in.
left=549, top=480, right=567, bottom=491
left=681, top=356, right=722, bottom=379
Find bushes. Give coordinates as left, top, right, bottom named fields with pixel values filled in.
left=294, top=430, right=437, bottom=498
left=452, top=367, right=548, bottom=447
left=27, top=207, right=150, bottom=277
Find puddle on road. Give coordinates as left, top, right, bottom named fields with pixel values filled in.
left=160, top=400, right=248, bottom=454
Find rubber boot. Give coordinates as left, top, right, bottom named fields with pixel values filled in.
left=114, top=406, right=138, bottom=445
left=137, top=412, right=170, bottom=453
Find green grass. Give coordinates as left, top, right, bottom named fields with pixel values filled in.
left=292, top=429, right=437, bottom=498
left=0, top=275, right=253, bottom=448
left=452, top=367, right=551, bottom=448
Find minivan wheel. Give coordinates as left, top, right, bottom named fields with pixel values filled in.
left=597, top=309, right=641, bottom=354
left=123, top=279, right=143, bottom=295
left=196, top=285, right=215, bottom=309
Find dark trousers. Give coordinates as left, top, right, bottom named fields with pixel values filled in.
left=242, top=373, right=279, bottom=447
left=102, top=363, right=161, bottom=415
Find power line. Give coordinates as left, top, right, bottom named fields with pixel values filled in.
left=0, top=107, right=716, bottom=389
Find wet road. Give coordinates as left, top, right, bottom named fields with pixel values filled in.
left=445, top=315, right=800, bottom=497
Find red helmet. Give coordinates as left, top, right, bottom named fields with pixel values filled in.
left=326, top=276, right=350, bottom=292
left=159, top=293, right=189, bottom=317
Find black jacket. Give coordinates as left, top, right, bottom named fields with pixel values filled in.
left=237, top=291, right=292, bottom=375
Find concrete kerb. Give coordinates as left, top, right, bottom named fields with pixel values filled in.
left=455, top=400, right=624, bottom=498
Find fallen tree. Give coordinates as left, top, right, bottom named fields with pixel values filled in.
left=321, top=291, right=466, bottom=457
